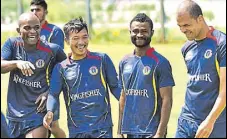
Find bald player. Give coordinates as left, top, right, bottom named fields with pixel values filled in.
left=1, top=12, right=66, bottom=138
left=176, top=0, right=226, bottom=138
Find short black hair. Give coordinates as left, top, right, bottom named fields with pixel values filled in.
left=130, top=13, right=153, bottom=30
left=30, top=0, right=47, bottom=10
left=63, top=17, right=88, bottom=39
left=185, top=0, right=203, bottom=19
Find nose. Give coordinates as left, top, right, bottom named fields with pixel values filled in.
left=180, top=27, right=187, bottom=34
left=137, top=32, right=143, bottom=38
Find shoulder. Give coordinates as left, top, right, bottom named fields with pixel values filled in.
left=153, top=51, right=171, bottom=66
left=181, top=40, right=196, bottom=58
left=48, top=23, right=63, bottom=32
left=120, top=53, right=134, bottom=63
left=87, top=51, right=105, bottom=60
left=211, top=29, right=226, bottom=47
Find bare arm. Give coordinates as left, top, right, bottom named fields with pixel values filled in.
left=1, top=59, right=35, bottom=76
left=195, top=67, right=226, bottom=138
left=154, top=86, right=173, bottom=138
left=1, top=59, right=18, bottom=73
left=117, top=90, right=126, bottom=138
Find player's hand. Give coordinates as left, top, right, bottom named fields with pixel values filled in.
left=35, top=91, right=48, bottom=113
left=153, top=134, right=164, bottom=138
left=43, top=111, right=53, bottom=131
left=16, top=60, right=35, bottom=76
left=117, top=134, right=125, bottom=138
left=195, top=119, right=214, bottom=138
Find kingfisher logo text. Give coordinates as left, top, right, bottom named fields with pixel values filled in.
left=126, top=89, right=149, bottom=98
left=189, top=74, right=212, bottom=82
left=70, top=89, right=102, bottom=101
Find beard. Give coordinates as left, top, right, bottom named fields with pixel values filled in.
left=131, top=36, right=151, bottom=48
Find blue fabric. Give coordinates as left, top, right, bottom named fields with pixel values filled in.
left=47, top=51, right=120, bottom=134
left=119, top=47, right=175, bottom=135
left=180, top=29, right=226, bottom=123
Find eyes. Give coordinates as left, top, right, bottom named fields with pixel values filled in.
left=71, top=35, right=89, bottom=41
left=31, top=8, right=41, bottom=12
left=23, top=25, right=40, bottom=31
left=131, top=29, right=148, bottom=34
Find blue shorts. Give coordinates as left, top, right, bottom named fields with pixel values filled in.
left=70, top=127, right=112, bottom=138
left=8, top=119, right=43, bottom=138
left=175, top=117, right=226, bottom=138
left=127, top=132, right=167, bottom=138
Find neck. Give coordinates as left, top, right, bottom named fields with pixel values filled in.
left=41, top=20, right=46, bottom=27
left=135, top=45, right=151, bottom=57
left=23, top=43, right=37, bottom=51
left=72, top=52, right=87, bottom=60
left=195, top=23, right=209, bottom=41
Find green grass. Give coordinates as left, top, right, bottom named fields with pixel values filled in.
left=1, top=43, right=187, bottom=138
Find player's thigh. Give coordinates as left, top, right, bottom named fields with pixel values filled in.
left=175, top=118, right=198, bottom=138
left=209, top=121, right=226, bottom=138
left=51, top=120, right=60, bottom=130
left=25, top=126, right=48, bottom=138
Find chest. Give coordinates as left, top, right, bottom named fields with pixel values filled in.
left=185, top=46, right=217, bottom=72
left=13, top=47, right=53, bottom=72
left=122, top=58, right=157, bottom=82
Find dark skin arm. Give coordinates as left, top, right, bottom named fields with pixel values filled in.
left=1, top=59, right=35, bottom=76
left=117, top=90, right=125, bottom=138
left=153, top=86, right=173, bottom=138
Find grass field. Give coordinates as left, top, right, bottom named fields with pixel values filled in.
left=1, top=43, right=188, bottom=138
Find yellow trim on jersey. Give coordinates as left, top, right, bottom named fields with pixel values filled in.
left=62, top=74, right=77, bottom=127
left=46, top=58, right=53, bottom=86
left=48, top=30, right=54, bottom=43
left=151, top=70, right=158, bottom=119
left=100, top=63, right=107, bottom=91
left=215, top=54, right=220, bottom=77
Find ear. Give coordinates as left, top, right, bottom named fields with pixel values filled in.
left=16, top=28, right=20, bottom=34
left=45, top=10, right=48, bottom=15
left=197, top=15, right=204, bottom=22
left=150, top=30, right=154, bottom=37
left=64, top=37, right=70, bottom=45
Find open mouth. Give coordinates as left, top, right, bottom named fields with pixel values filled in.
left=28, top=35, right=37, bottom=41
left=77, top=45, right=86, bottom=50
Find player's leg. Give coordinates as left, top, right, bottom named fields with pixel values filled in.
left=25, top=126, right=48, bottom=138
left=51, top=120, right=66, bottom=138
left=175, top=117, right=197, bottom=138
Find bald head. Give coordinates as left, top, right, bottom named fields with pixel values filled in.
left=18, top=12, right=40, bottom=27
left=177, top=0, right=203, bottom=19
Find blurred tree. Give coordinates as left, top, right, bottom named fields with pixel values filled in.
left=159, top=0, right=166, bottom=43
left=17, top=0, right=24, bottom=16
left=86, top=0, right=93, bottom=39
left=203, top=11, right=215, bottom=21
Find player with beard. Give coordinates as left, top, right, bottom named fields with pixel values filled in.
left=117, top=13, right=175, bottom=138
left=30, top=0, right=64, bottom=49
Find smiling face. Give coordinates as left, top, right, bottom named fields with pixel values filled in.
left=130, top=21, right=153, bottom=48
left=177, top=11, right=203, bottom=41
left=66, top=28, right=89, bottom=58
left=17, top=13, right=41, bottom=46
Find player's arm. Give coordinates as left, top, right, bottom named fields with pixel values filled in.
left=1, top=38, right=35, bottom=76
left=117, top=90, right=125, bottom=138
left=50, top=27, right=64, bottom=49
left=104, top=54, right=121, bottom=100
left=195, top=43, right=226, bottom=138
left=154, top=60, right=175, bottom=138
left=43, top=64, right=63, bottom=130
left=154, top=86, right=173, bottom=138
left=117, top=61, right=125, bottom=138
